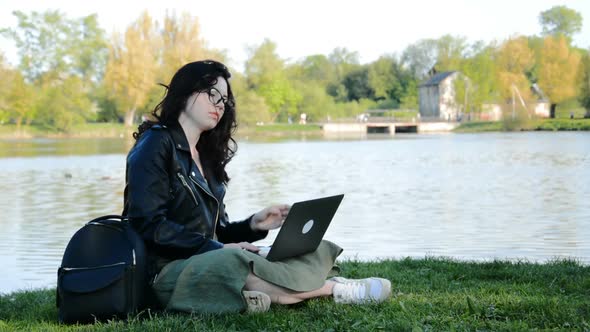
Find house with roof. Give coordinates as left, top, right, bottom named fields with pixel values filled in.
left=418, top=71, right=461, bottom=121
left=419, top=70, right=552, bottom=121
left=481, top=83, right=551, bottom=120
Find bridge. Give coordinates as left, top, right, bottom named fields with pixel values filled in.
left=321, top=120, right=459, bottom=135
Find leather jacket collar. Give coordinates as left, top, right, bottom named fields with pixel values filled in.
left=162, top=121, right=221, bottom=201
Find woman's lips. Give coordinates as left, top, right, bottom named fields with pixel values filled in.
left=208, top=112, right=219, bottom=121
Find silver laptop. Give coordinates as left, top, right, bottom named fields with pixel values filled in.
left=261, top=194, right=344, bottom=261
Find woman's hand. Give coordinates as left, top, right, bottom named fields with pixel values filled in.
left=223, top=242, right=259, bottom=252
left=250, top=204, right=290, bottom=232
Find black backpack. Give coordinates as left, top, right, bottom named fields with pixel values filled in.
left=57, top=215, right=148, bottom=324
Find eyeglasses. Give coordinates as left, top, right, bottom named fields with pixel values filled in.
left=206, top=87, right=232, bottom=108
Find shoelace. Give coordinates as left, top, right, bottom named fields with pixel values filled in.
left=340, top=281, right=367, bottom=301
left=247, top=295, right=261, bottom=305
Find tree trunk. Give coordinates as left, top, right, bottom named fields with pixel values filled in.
left=124, top=108, right=137, bottom=127
left=585, top=109, right=590, bottom=119
left=550, top=104, right=556, bottom=119
left=15, top=116, right=22, bottom=132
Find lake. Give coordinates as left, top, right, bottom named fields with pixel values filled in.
left=0, top=131, right=588, bottom=294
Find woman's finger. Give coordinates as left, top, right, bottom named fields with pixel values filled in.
left=240, top=242, right=260, bottom=252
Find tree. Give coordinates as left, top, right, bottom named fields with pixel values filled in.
left=293, top=81, right=338, bottom=122
left=539, top=6, right=583, bottom=40
left=578, top=49, right=590, bottom=118
left=454, top=42, right=500, bottom=115
left=401, top=35, right=467, bottom=79
left=401, top=39, right=438, bottom=80
left=35, top=76, right=93, bottom=131
left=326, top=48, right=361, bottom=102
left=342, top=66, right=373, bottom=101
left=1, top=10, right=107, bottom=84
left=537, top=35, right=581, bottom=117
left=367, top=56, right=402, bottom=101
left=244, top=40, right=300, bottom=121
left=495, top=36, right=534, bottom=102
left=434, top=35, right=468, bottom=72
left=295, top=54, right=336, bottom=85
left=103, top=11, right=159, bottom=126
left=230, top=72, right=271, bottom=125
left=0, top=57, right=35, bottom=126
left=1, top=10, right=106, bottom=130
left=159, top=11, right=223, bottom=81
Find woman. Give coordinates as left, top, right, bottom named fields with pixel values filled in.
left=123, top=60, right=391, bottom=314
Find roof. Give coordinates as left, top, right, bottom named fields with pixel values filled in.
left=419, top=71, right=456, bottom=87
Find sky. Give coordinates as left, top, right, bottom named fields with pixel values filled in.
left=1, top=0, right=589, bottom=73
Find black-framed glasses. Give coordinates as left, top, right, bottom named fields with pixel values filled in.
left=206, top=87, right=231, bottom=108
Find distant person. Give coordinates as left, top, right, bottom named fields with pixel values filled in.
left=570, top=111, right=574, bottom=119
left=124, top=60, right=391, bottom=314
left=299, top=113, right=307, bottom=124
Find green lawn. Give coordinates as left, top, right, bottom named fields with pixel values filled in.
left=0, top=123, right=131, bottom=139
left=1, top=258, right=588, bottom=331
left=455, top=118, right=590, bottom=132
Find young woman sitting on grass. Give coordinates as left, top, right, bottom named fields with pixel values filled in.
left=123, top=60, right=391, bottom=313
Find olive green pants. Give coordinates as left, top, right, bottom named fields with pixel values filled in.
left=152, top=240, right=343, bottom=314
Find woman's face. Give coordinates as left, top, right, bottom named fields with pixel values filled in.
left=183, top=76, right=228, bottom=132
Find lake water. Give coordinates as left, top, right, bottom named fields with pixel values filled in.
left=0, top=132, right=589, bottom=294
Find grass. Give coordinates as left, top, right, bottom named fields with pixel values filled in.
left=235, top=124, right=324, bottom=141
left=0, top=123, right=324, bottom=140
left=455, top=118, right=590, bottom=133
left=1, top=258, right=589, bottom=331
left=0, top=123, right=131, bottom=139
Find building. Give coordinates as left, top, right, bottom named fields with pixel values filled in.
left=418, top=71, right=461, bottom=121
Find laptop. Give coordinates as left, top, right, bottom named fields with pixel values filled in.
left=259, top=194, right=344, bottom=261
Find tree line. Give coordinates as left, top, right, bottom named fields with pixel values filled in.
left=0, top=6, right=589, bottom=131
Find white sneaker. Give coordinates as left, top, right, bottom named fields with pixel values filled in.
left=242, top=291, right=271, bottom=313
left=330, top=277, right=392, bottom=304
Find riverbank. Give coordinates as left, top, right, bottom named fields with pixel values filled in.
left=454, top=118, right=590, bottom=133
left=0, top=123, right=324, bottom=140
left=1, top=118, right=589, bottom=140
left=1, top=258, right=588, bottom=331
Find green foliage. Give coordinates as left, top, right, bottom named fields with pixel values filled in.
left=455, top=118, right=590, bottom=132
left=1, top=10, right=106, bottom=131
left=295, top=54, right=336, bottom=84
left=537, top=35, right=581, bottom=107
left=539, top=5, right=583, bottom=40
left=1, top=258, right=589, bottom=331
left=342, top=66, right=373, bottom=101
left=2, top=8, right=589, bottom=129
left=454, top=43, right=500, bottom=113
left=434, top=35, right=468, bottom=72
left=534, top=118, right=590, bottom=131
left=401, top=39, right=438, bottom=80
left=1, top=10, right=107, bottom=83
left=103, top=11, right=159, bottom=126
left=245, top=40, right=301, bottom=121
left=230, top=72, right=267, bottom=125
left=35, top=77, right=94, bottom=131
left=579, top=50, right=590, bottom=117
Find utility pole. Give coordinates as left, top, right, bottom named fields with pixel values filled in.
left=512, top=86, right=516, bottom=120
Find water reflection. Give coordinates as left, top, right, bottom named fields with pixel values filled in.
left=0, top=132, right=589, bottom=294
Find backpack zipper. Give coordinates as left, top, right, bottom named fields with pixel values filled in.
left=61, top=262, right=127, bottom=271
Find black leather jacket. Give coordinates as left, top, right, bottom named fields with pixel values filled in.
left=123, top=122, right=267, bottom=277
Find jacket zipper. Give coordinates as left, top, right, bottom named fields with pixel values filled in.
left=177, top=172, right=199, bottom=207
left=189, top=177, right=219, bottom=240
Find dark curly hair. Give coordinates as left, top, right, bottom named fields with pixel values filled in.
left=133, top=60, right=237, bottom=184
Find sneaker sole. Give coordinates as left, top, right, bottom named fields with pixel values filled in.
left=243, top=291, right=271, bottom=313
